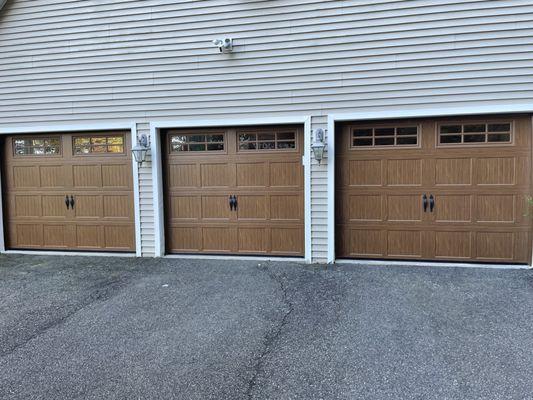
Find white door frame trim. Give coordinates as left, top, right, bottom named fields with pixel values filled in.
left=150, top=116, right=312, bottom=262
left=0, top=121, right=141, bottom=256
left=327, top=103, right=533, bottom=264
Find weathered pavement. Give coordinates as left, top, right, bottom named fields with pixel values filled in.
left=1, top=254, right=533, bottom=399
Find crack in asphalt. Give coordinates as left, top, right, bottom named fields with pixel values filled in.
left=0, top=277, right=127, bottom=359
left=245, top=263, right=295, bottom=399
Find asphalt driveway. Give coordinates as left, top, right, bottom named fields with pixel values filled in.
left=1, top=255, right=533, bottom=399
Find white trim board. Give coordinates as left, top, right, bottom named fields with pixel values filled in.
left=0, top=121, right=141, bottom=256
left=150, top=116, right=313, bottom=262
left=131, top=123, right=143, bottom=257
left=164, top=254, right=306, bottom=263
left=327, top=104, right=533, bottom=264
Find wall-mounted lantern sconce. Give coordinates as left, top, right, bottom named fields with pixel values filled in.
left=132, top=134, right=150, bottom=165
left=311, top=128, right=327, bottom=164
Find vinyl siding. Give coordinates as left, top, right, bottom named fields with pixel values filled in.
left=1, top=0, right=533, bottom=262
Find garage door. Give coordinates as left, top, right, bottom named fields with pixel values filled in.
left=163, top=125, right=304, bottom=256
left=336, top=115, right=532, bottom=263
left=2, top=132, right=135, bottom=252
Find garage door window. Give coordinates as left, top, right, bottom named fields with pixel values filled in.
left=352, top=126, right=419, bottom=148
left=439, top=123, right=512, bottom=145
left=169, top=134, right=225, bottom=152
left=73, top=135, right=125, bottom=155
left=13, top=137, right=61, bottom=156
left=238, top=130, right=296, bottom=151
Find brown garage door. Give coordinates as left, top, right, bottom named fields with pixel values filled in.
left=336, top=115, right=532, bottom=264
left=2, top=132, right=135, bottom=252
left=163, top=125, right=304, bottom=256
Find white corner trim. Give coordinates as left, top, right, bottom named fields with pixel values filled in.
left=151, top=123, right=165, bottom=257
left=131, top=123, right=142, bottom=257
left=150, top=115, right=313, bottom=260
left=327, top=115, right=336, bottom=264
left=304, top=117, right=312, bottom=263
left=0, top=121, right=138, bottom=255
left=0, top=160, right=4, bottom=253
left=327, top=104, right=533, bottom=265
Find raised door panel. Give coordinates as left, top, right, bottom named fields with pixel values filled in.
left=236, top=163, right=267, bottom=187
left=201, top=196, right=231, bottom=220
left=271, top=228, right=304, bottom=255
left=103, top=196, right=132, bottom=220
left=102, top=164, right=131, bottom=189
left=74, top=195, right=102, bottom=219
left=434, top=231, right=472, bottom=260
left=270, top=162, right=302, bottom=188
left=476, top=195, right=515, bottom=223
left=169, top=196, right=201, bottom=221
left=104, top=226, right=135, bottom=250
left=386, top=195, right=422, bottom=222
left=237, top=195, right=267, bottom=220
left=168, top=164, right=199, bottom=188
left=202, top=227, right=233, bottom=253
left=168, top=227, right=201, bottom=253
left=434, top=158, right=472, bottom=186
left=270, top=195, right=303, bottom=221
left=238, top=228, right=268, bottom=254
left=434, top=195, right=472, bottom=223
left=475, top=157, right=515, bottom=186
left=348, top=160, right=382, bottom=187
left=387, top=231, right=423, bottom=258
left=201, top=163, right=232, bottom=188
left=75, top=225, right=101, bottom=249
left=386, top=159, right=422, bottom=186
left=475, top=232, right=514, bottom=261
left=72, top=165, right=102, bottom=188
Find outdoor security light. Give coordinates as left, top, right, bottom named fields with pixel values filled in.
left=311, top=128, right=327, bottom=164
left=132, top=134, right=150, bottom=165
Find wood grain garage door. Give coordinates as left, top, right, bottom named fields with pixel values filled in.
left=163, top=125, right=304, bottom=256
left=336, top=115, right=532, bottom=264
left=2, top=132, right=135, bottom=252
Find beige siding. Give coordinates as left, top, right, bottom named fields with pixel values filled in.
left=1, top=0, right=533, bottom=261
left=136, top=122, right=155, bottom=257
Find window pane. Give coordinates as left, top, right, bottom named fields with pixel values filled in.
left=207, top=143, right=224, bottom=151
left=75, top=146, right=91, bottom=154
left=440, top=135, right=462, bottom=144
left=239, top=142, right=256, bottom=150
left=375, top=137, right=394, bottom=146
left=189, top=135, right=205, bottom=143
left=189, top=143, right=206, bottom=151
left=207, top=135, right=224, bottom=142
left=464, top=124, right=486, bottom=133
left=92, top=137, right=107, bottom=145
left=488, top=133, right=511, bottom=142
left=488, top=123, right=511, bottom=132
left=353, top=129, right=372, bottom=137
left=92, top=145, right=107, bottom=153
left=75, top=138, right=90, bottom=146
left=277, top=132, right=295, bottom=140
left=107, top=145, right=124, bottom=153
left=277, top=141, right=296, bottom=149
left=353, top=138, right=373, bottom=146
left=107, top=136, right=124, bottom=145
left=258, top=133, right=275, bottom=141
left=239, top=133, right=256, bottom=142
left=397, top=137, right=417, bottom=145
left=374, top=128, right=394, bottom=136
left=441, top=125, right=462, bottom=134
left=397, top=127, right=418, bottom=136
left=258, top=142, right=275, bottom=150
left=464, top=134, right=485, bottom=143
left=172, top=144, right=188, bottom=152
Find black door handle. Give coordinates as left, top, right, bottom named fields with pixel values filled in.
left=429, top=195, right=435, bottom=212
left=65, top=195, right=70, bottom=210
left=422, top=194, right=428, bottom=212
left=233, top=195, right=238, bottom=211
left=69, top=195, right=75, bottom=210
left=229, top=195, right=235, bottom=211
